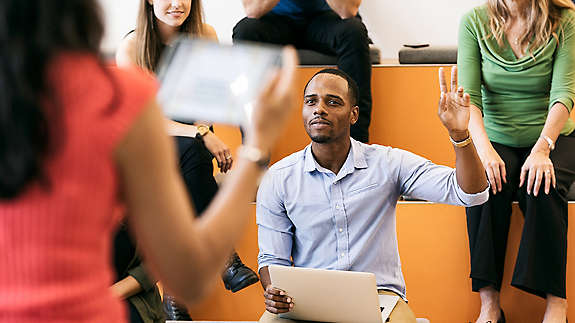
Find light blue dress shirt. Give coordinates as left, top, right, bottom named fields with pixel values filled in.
left=256, top=138, right=489, bottom=300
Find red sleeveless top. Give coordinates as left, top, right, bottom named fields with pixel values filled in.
left=0, top=53, right=157, bottom=322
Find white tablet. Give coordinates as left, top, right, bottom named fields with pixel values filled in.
left=157, top=38, right=282, bottom=127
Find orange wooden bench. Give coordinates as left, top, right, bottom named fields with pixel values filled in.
left=195, top=65, right=575, bottom=322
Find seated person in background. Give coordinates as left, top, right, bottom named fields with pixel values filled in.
left=116, top=0, right=259, bottom=319
left=112, top=222, right=164, bottom=323
left=257, top=68, right=489, bottom=323
left=233, top=0, right=373, bottom=143
left=458, top=0, right=575, bottom=322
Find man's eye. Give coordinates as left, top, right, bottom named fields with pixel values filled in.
left=305, top=99, right=315, bottom=104
left=329, top=100, right=340, bottom=105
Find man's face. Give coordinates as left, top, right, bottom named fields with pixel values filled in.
left=302, top=73, right=359, bottom=143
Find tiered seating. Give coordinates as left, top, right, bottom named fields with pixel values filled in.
left=203, top=64, right=575, bottom=322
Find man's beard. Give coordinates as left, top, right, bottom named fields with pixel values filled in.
left=309, top=134, right=332, bottom=143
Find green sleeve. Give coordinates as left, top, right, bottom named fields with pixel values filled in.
left=549, top=10, right=575, bottom=112
left=457, top=10, right=483, bottom=110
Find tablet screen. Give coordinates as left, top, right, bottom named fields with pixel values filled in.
left=157, top=38, right=282, bottom=127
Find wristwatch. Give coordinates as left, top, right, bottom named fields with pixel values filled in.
left=238, top=145, right=270, bottom=168
left=195, top=124, right=210, bottom=140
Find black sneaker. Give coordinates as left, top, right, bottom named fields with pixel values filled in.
left=163, top=294, right=192, bottom=321
left=221, top=252, right=259, bottom=293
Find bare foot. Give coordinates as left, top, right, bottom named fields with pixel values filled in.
left=542, top=294, right=567, bottom=323
left=475, top=287, right=502, bottom=323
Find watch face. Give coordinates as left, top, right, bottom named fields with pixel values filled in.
left=197, top=125, right=209, bottom=136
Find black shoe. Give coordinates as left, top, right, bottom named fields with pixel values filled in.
left=222, top=252, right=259, bottom=293
left=163, top=294, right=192, bottom=321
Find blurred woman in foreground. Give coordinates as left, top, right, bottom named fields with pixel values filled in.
left=0, top=0, right=297, bottom=322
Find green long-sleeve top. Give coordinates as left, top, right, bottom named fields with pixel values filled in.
left=457, top=5, right=575, bottom=147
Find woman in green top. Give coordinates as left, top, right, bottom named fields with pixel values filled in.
left=458, top=0, right=575, bottom=322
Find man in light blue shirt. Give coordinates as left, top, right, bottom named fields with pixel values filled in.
left=257, top=67, right=489, bottom=322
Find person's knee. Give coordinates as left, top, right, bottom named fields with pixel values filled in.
left=333, top=18, right=369, bottom=44
left=232, top=17, right=267, bottom=41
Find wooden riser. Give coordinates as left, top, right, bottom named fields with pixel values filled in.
left=188, top=203, right=575, bottom=322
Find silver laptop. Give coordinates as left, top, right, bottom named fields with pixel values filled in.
left=268, top=265, right=390, bottom=323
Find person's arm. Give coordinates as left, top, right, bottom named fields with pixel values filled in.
left=111, top=275, right=143, bottom=300
left=457, top=10, right=506, bottom=194
left=438, top=66, right=488, bottom=194
left=116, top=47, right=298, bottom=305
left=398, top=67, right=488, bottom=205
left=255, top=170, right=295, bottom=313
left=520, top=11, right=575, bottom=196
left=241, top=0, right=280, bottom=19
left=201, top=23, right=219, bottom=42
left=520, top=104, right=570, bottom=195
left=325, top=0, right=361, bottom=19
left=115, top=33, right=139, bottom=68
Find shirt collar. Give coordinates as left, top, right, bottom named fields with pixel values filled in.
left=303, top=138, right=368, bottom=173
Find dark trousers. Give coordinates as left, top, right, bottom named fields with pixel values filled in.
left=466, top=131, right=575, bottom=298
left=232, top=11, right=372, bottom=143
left=128, top=302, right=144, bottom=323
left=175, top=136, right=218, bottom=215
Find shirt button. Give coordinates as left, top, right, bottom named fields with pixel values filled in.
left=339, top=228, right=343, bottom=233
left=341, top=253, right=345, bottom=257
left=335, top=205, right=341, bottom=210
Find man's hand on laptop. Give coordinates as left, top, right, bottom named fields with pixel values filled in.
left=264, top=285, right=294, bottom=314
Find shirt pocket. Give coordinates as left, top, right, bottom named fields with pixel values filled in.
left=347, top=183, right=379, bottom=196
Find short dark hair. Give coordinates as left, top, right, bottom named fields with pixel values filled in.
left=303, top=68, right=359, bottom=107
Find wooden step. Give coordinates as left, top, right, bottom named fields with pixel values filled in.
left=188, top=203, right=575, bottom=322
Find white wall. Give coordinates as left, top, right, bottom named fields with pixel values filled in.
left=99, top=0, right=483, bottom=58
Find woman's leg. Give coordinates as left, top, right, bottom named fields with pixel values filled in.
left=163, top=137, right=259, bottom=320
left=512, top=132, right=575, bottom=323
left=466, top=142, right=523, bottom=323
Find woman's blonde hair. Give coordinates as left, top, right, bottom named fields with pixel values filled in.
left=486, top=0, right=575, bottom=54
left=135, top=0, right=204, bottom=71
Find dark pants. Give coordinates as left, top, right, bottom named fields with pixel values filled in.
left=175, top=136, right=218, bottom=215
left=128, top=302, right=144, bottom=323
left=466, top=132, right=575, bottom=298
left=232, top=11, right=372, bottom=143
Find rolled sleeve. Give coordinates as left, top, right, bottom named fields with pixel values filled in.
left=453, top=177, right=490, bottom=206
left=128, top=263, right=157, bottom=292
left=256, top=170, right=294, bottom=272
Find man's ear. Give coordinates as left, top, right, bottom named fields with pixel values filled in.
left=147, top=0, right=153, bottom=5
left=350, top=105, right=359, bottom=125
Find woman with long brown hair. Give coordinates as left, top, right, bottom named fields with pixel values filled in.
left=115, top=0, right=260, bottom=320
left=458, top=0, right=575, bottom=322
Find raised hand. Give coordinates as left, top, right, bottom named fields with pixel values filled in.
left=438, top=66, right=471, bottom=140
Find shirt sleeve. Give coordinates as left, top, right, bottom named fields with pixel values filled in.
left=457, top=9, right=483, bottom=111
left=549, top=10, right=575, bottom=112
left=256, top=169, right=294, bottom=272
left=128, top=262, right=157, bottom=292
left=396, top=148, right=489, bottom=206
